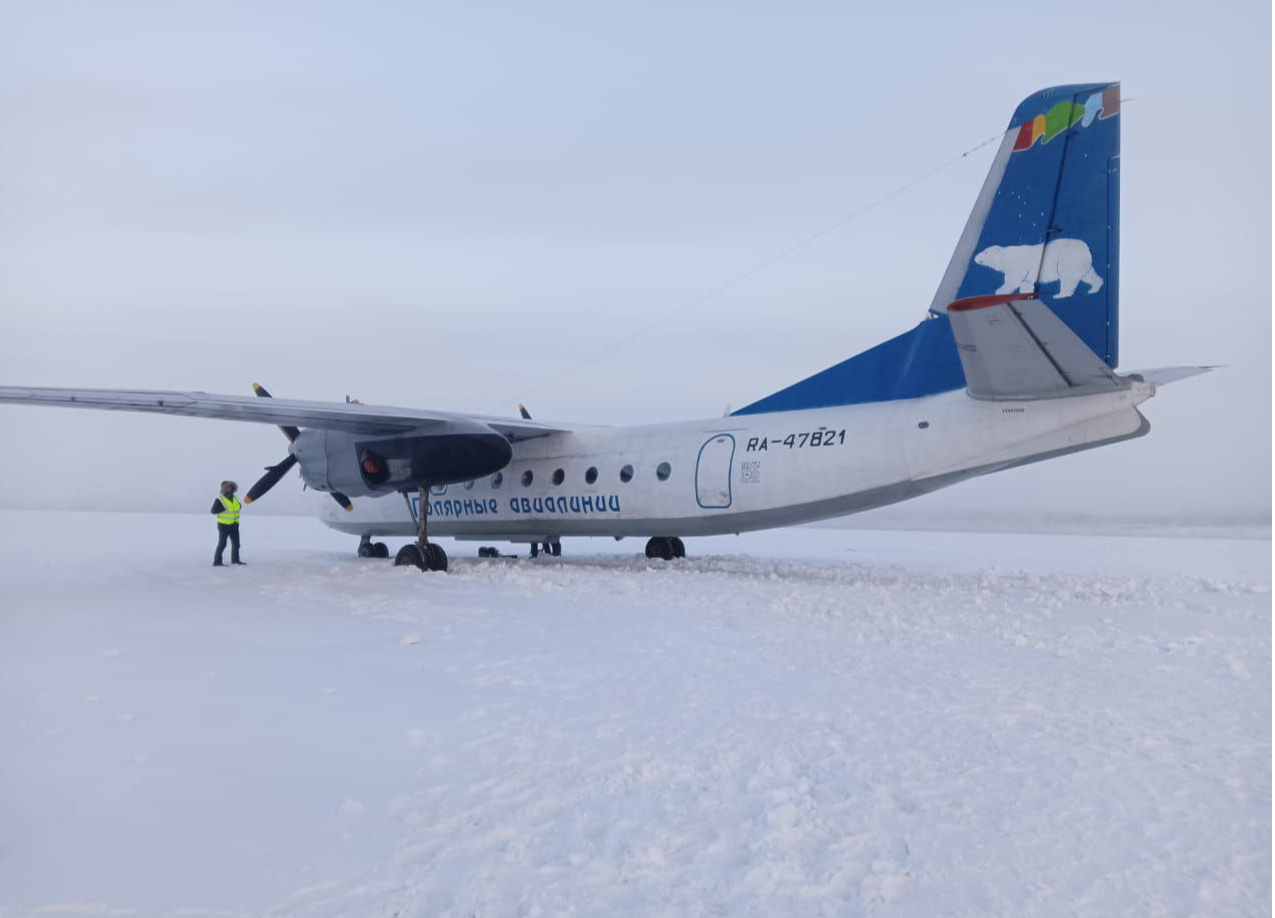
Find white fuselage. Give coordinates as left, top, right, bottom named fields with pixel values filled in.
left=320, top=382, right=1153, bottom=542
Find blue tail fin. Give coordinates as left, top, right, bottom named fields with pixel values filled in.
left=733, top=83, right=1121, bottom=416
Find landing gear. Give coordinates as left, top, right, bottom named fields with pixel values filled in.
left=357, top=538, right=390, bottom=559
left=645, top=537, right=671, bottom=561
left=395, top=543, right=426, bottom=568
left=644, top=537, right=685, bottom=561
left=394, top=486, right=448, bottom=572
left=478, top=546, right=499, bottom=559
left=529, top=541, right=560, bottom=559
left=424, top=543, right=447, bottom=571
left=395, top=541, right=448, bottom=571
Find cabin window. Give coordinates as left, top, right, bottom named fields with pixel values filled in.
left=619, top=464, right=634, bottom=483
left=521, top=469, right=534, bottom=487
left=917, top=421, right=929, bottom=429
left=656, top=462, right=671, bottom=481
left=552, top=468, right=565, bottom=486
left=491, top=472, right=503, bottom=488
left=585, top=466, right=598, bottom=484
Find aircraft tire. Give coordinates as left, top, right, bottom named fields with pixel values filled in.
left=550, top=542, right=561, bottom=557
left=670, top=537, right=686, bottom=559
left=395, top=544, right=426, bottom=570
left=645, top=537, right=673, bottom=561
left=424, top=543, right=449, bottom=572
left=372, top=542, right=389, bottom=559
left=358, top=542, right=375, bottom=559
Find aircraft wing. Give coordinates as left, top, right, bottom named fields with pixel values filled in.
left=0, top=386, right=572, bottom=441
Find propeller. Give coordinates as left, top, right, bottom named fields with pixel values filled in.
left=244, top=383, right=354, bottom=511
left=251, top=382, right=300, bottom=443
left=244, top=454, right=299, bottom=503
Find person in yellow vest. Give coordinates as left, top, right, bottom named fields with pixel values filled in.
left=211, top=480, right=246, bottom=567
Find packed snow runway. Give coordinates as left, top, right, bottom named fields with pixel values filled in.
left=0, top=510, right=1269, bottom=917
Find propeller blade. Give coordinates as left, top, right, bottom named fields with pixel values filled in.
left=330, top=491, right=354, bottom=512
left=243, top=453, right=299, bottom=504
left=251, top=383, right=301, bottom=442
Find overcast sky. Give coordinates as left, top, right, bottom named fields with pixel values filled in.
left=0, top=0, right=1269, bottom=522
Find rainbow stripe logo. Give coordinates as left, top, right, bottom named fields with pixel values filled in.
left=1012, top=85, right=1120, bottom=152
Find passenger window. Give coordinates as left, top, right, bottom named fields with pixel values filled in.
left=585, top=466, right=598, bottom=484
left=656, top=462, right=671, bottom=481
left=619, top=464, right=634, bottom=483
left=552, top=468, right=565, bottom=486
left=521, top=469, right=534, bottom=487
left=491, top=472, right=503, bottom=488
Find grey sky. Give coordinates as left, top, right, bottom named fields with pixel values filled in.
left=0, top=0, right=1269, bottom=521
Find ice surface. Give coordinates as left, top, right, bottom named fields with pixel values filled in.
left=0, top=510, right=1269, bottom=917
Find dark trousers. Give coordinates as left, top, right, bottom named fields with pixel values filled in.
left=215, top=523, right=241, bottom=564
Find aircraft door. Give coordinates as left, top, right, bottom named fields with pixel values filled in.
left=695, top=434, right=735, bottom=509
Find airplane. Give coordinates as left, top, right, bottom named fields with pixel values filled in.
left=0, top=82, right=1211, bottom=572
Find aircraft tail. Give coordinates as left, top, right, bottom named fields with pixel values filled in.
left=929, top=84, right=1121, bottom=362
left=734, top=83, right=1121, bottom=415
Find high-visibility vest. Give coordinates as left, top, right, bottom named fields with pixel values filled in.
left=216, top=494, right=241, bottom=525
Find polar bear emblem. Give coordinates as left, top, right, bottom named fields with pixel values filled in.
left=974, top=238, right=1103, bottom=298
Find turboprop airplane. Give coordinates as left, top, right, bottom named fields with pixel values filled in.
left=0, top=83, right=1210, bottom=572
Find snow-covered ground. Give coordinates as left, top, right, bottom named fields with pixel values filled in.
left=0, top=509, right=1269, bottom=917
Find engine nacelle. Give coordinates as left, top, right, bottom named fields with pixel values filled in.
left=292, top=419, right=512, bottom=498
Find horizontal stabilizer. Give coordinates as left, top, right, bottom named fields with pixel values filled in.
left=1123, top=366, right=1217, bottom=386
left=946, top=293, right=1126, bottom=401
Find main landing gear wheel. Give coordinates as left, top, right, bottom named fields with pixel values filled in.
left=358, top=541, right=375, bottom=559
left=549, top=542, right=561, bottom=557
left=372, top=541, right=389, bottom=559
left=670, top=537, right=686, bottom=559
left=645, top=537, right=677, bottom=561
left=424, top=543, right=449, bottom=572
left=395, top=543, right=426, bottom=569
left=396, top=485, right=448, bottom=573
left=395, top=542, right=448, bottom=571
